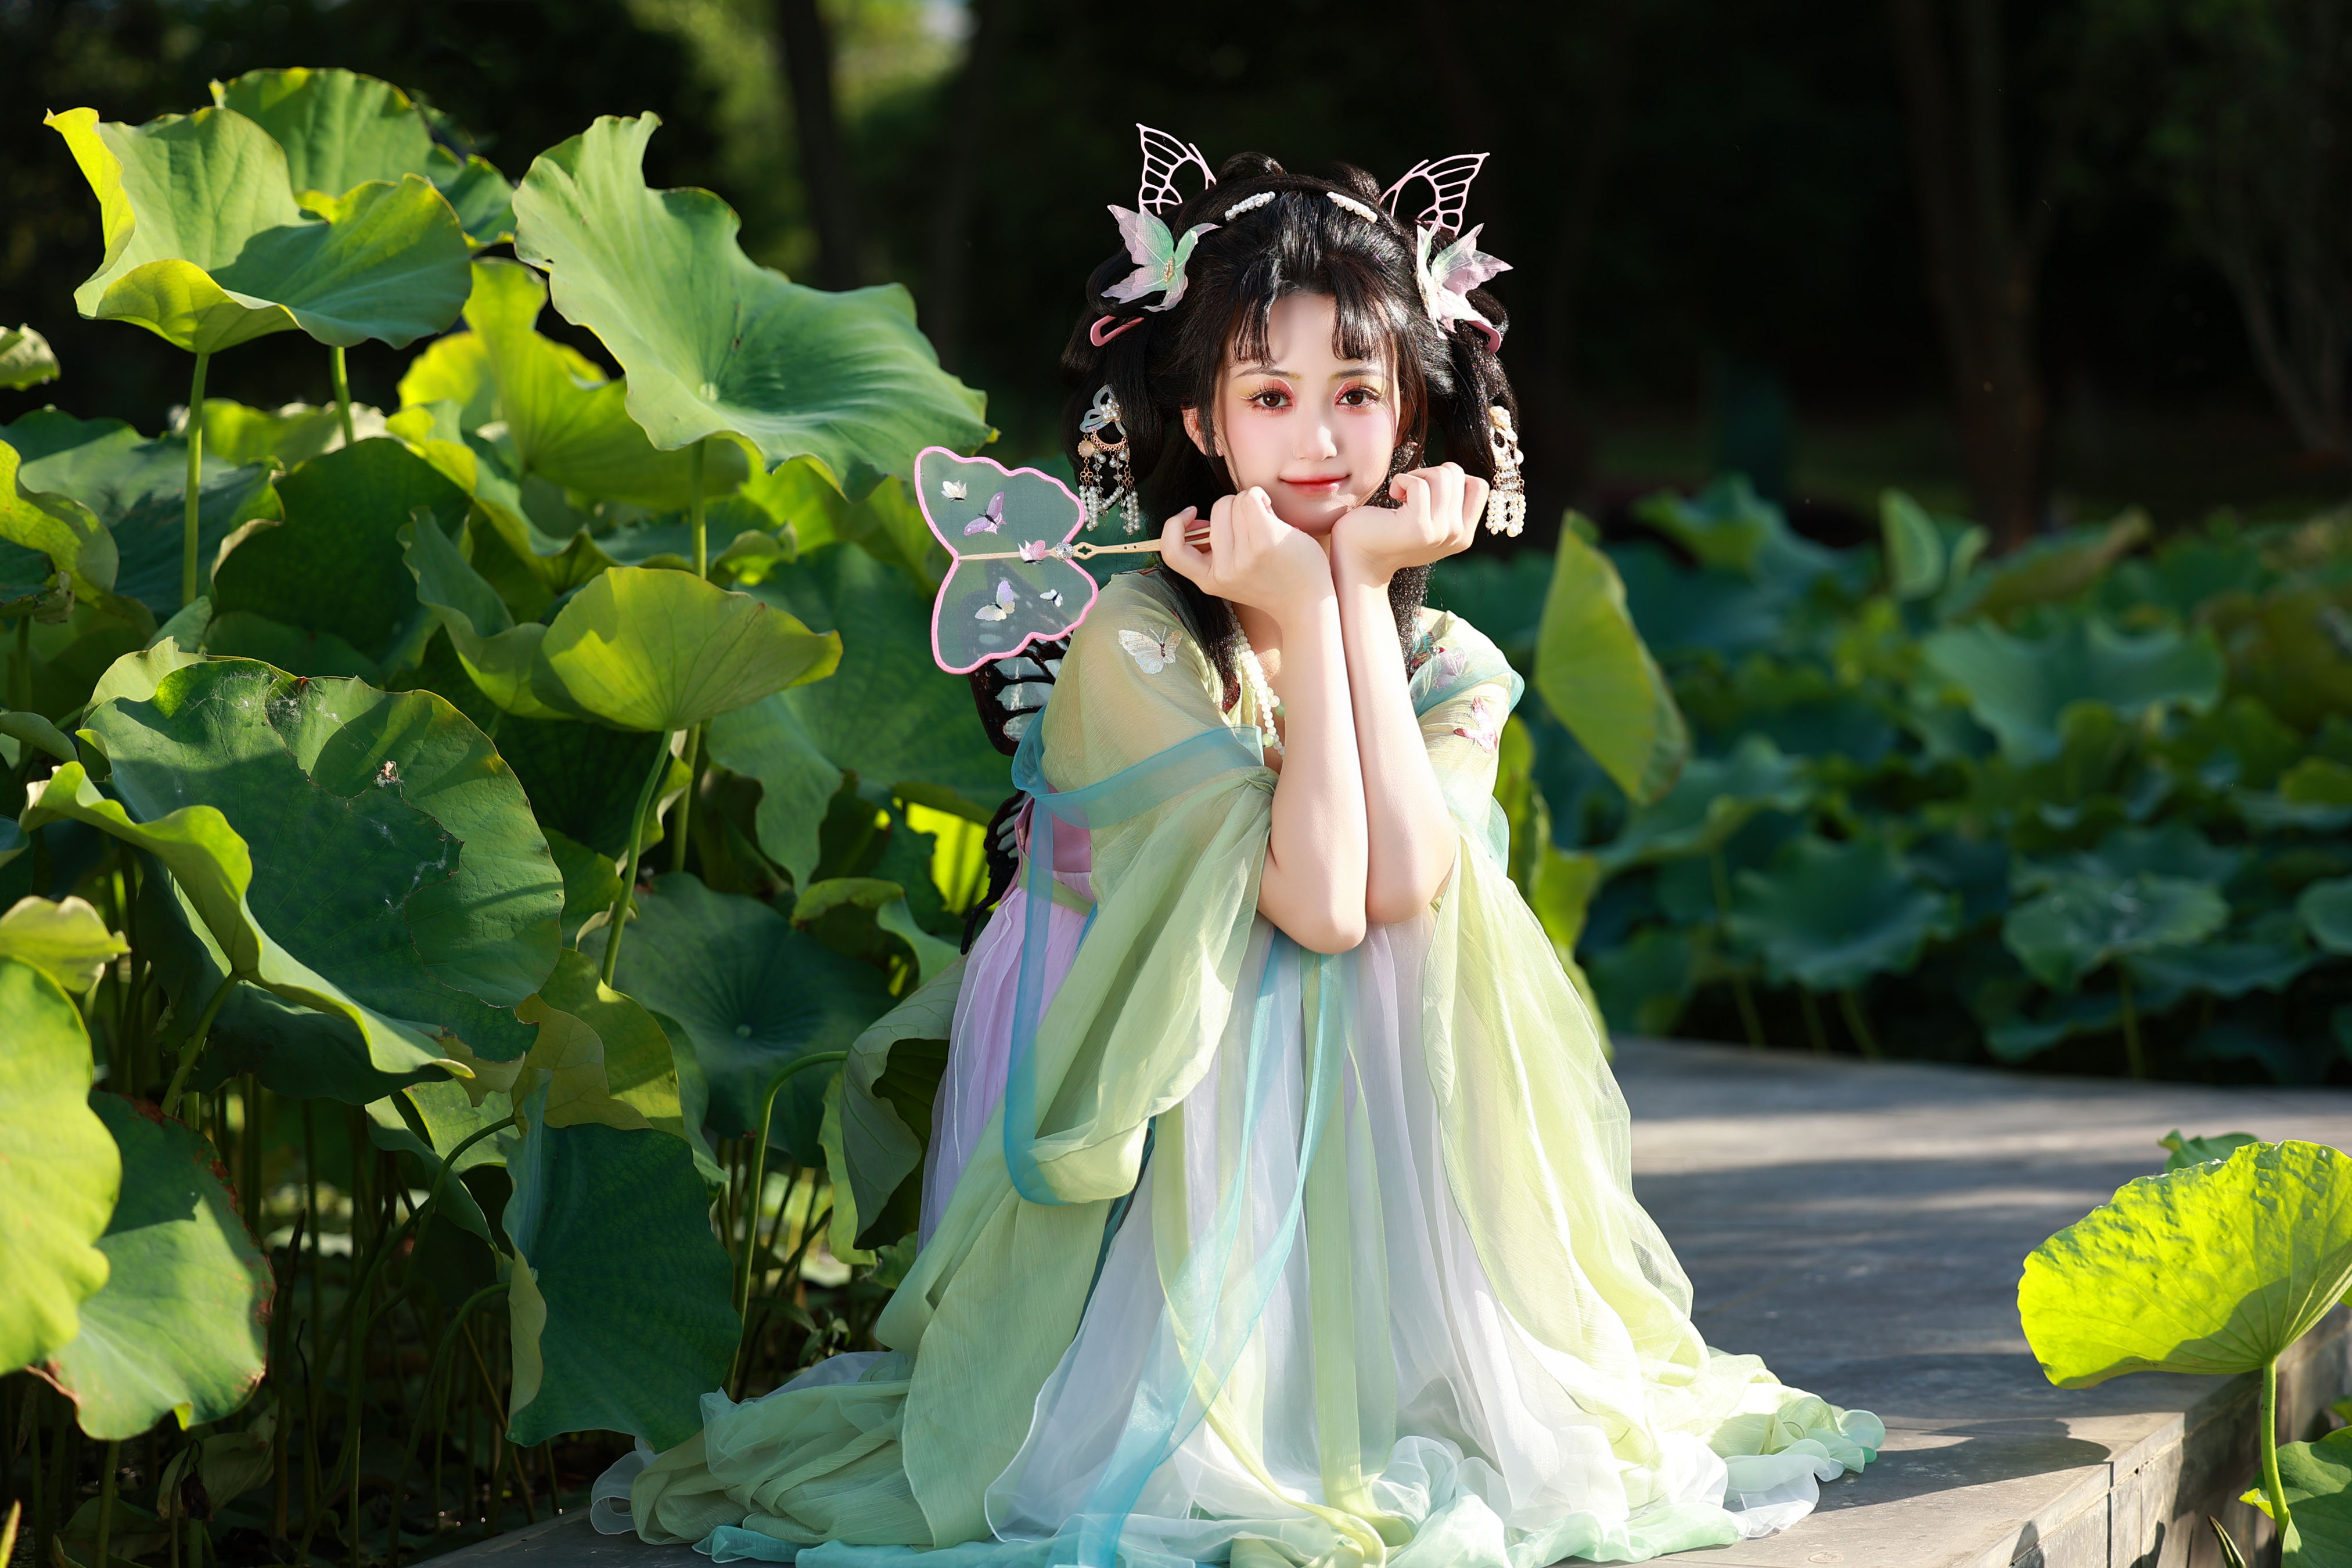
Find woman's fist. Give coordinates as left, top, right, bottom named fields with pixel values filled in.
left=1331, top=462, right=1489, bottom=584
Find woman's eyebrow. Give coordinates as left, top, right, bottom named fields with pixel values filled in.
left=1232, top=363, right=1294, bottom=378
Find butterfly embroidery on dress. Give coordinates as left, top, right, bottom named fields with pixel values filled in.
left=1452, top=695, right=1501, bottom=751
left=973, top=579, right=1017, bottom=621
left=1118, top=625, right=1184, bottom=674
left=962, top=491, right=1008, bottom=535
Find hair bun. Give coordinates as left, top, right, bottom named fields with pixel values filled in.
left=1326, top=163, right=1385, bottom=204
left=1215, top=151, right=1285, bottom=182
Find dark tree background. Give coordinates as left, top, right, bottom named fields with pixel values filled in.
left=0, top=0, right=2314, bottom=535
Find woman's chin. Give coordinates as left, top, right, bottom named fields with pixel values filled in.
left=1266, top=494, right=1354, bottom=535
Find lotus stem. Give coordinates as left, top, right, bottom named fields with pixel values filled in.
left=1839, top=987, right=1883, bottom=1060
left=12, top=613, right=28, bottom=712
left=182, top=351, right=210, bottom=609
left=602, top=729, right=677, bottom=987
left=1799, top=990, right=1830, bottom=1055
left=2119, top=968, right=2146, bottom=1081
left=161, top=974, right=239, bottom=1120
left=330, top=346, right=355, bottom=448
left=689, top=438, right=709, bottom=578
left=2262, top=1356, right=2293, bottom=1549
left=1707, top=850, right=1766, bottom=1049
left=730, top=1051, right=850, bottom=1394
left=97, top=1440, right=118, bottom=1568
left=389, top=1281, right=510, bottom=1568
left=673, top=727, right=702, bottom=875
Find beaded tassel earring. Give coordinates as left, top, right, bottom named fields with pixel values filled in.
left=1484, top=405, right=1527, bottom=537
left=1078, top=384, right=1143, bottom=535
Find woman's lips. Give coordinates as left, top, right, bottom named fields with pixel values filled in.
left=1282, top=476, right=1348, bottom=495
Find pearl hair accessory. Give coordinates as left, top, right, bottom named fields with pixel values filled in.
left=1325, top=191, right=1381, bottom=222
left=1223, top=192, right=1275, bottom=219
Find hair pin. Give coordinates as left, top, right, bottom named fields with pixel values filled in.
left=1089, top=314, right=1145, bottom=347
left=1223, top=192, right=1275, bottom=219
left=1326, top=191, right=1380, bottom=222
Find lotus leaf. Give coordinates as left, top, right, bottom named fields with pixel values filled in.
left=499, top=1089, right=736, bottom=1449
left=1533, top=524, right=1688, bottom=803
left=195, top=398, right=382, bottom=469
left=210, top=67, right=516, bottom=244
left=540, top=566, right=840, bottom=733
left=2159, top=1129, right=2258, bottom=1172
left=2003, top=868, right=2227, bottom=991
left=397, top=516, right=572, bottom=719
left=1609, top=542, right=1788, bottom=663
left=210, top=437, right=469, bottom=664
left=1943, top=510, right=2150, bottom=621
left=588, top=873, right=893, bottom=1163
left=46, top=107, right=470, bottom=355
left=2299, top=877, right=2352, bottom=955
left=0, top=896, right=127, bottom=994
left=1920, top=615, right=2223, bottom=762
left=2245, top=1425, right=2352, bottom=1558
left=522, top=947, right=691, bottom=1145
left=1597, top=733, right=1811, bottom=872
left=2019, top=1141, right=2352, bottom=1386
left=2127, top=932, right=2313, bottom=999
left=2208, top=584, right=2352, bottom=732
left=85, top=660, right=561, bottom=1061
left=3, top=411, right=278, bottom=617
left=0, top=958, right=118, bottom=1378
left=489, top=719, right=677, bottom=859
left=2067, top=821, right=2245, bottom=887
left=1, top=438, right=114, bottom=599
left=1730, top=835, right=1958, bottom=991
left=734, top=459, right=941, bottom=588
left=0, top=326, right=59, bottom=390
left=1980, top=987, right=2124, bottom=1064
left=1880, top=489, right=1944, bottom=599
left=1631, top=474, right=1782, bottom=576
left=510, top=114, right=991, bottom=492
left=825, top=956, right=963, bottom=1251
left=47, top=1095, right=271, bottom=1438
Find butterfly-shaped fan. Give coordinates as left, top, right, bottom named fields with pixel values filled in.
left=916, top=447, right=1103, bottom=674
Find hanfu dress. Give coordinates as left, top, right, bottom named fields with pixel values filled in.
left=596, top=570, right=1880, bottom=1566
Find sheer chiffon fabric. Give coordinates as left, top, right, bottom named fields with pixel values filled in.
left=605, top=573, right=1879, bottom=1567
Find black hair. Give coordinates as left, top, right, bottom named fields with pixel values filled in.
left=1059, top=150, right=1517, bottom=696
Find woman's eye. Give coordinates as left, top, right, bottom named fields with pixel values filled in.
left=1339, top=386, right=1382, bottom=407
left=1247, top=389, right=1290, bottom=410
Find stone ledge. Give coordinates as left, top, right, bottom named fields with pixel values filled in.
left=433, top=1041, right=2352, bottom=1568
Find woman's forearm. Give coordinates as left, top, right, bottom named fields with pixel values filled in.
left=1335, top=567, right=1458, bottom=926
left=1256, top=592, right=1369, bottom=953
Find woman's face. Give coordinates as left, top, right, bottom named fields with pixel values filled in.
left=1186, top=291, right=1400, bottom=537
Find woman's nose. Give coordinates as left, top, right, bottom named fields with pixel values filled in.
left=1299, top=421, right=1338, bottom=461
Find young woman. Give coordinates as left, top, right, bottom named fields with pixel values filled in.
left=607, top=143, right=1879, bottom=1567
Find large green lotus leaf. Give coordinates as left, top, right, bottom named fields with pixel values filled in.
left=1, top=436, right=114, bottom=598
left=826, top=956, right=962, bottom=1251
left=48, top=1095, right=271, bottom=1438
left=734, top=544, right=1013, bottom=818
left=1729, top=835, right=1958, bottom=991
left=1980, top=986, right=2125, bottom=1064
left=2003, top=869, right=2228, bottom=991
left=0, top=959, right=118, bottom=1378
left=509, top=114, right=991, bottom=492
left=89, top=660, right=560, bottom=1058
left=702, top=695, right=840, bottom=886
left=2210, top=584, right=2352, bottom=733
left=2127, top=933, right=2314, bottom=999
left=1, top=326, right=60, bottom=390
left=200, top=612, right=384, bottom=681
left=3, top=410, right=278, bottom=616
left=210, top=67, right=434, bottom=204
left=588, top=873, right=893, bottom=1163
left=211, top=437, right=470, bottom=661
left=1631, top=475, right=1783, bottom=576
left=1919, top=616, right=2223, bottom=763
left=19, top=762, right=458, bottom=1082
left=541, top=565, right=840, bottom=732
left=2066, top=821, right=2245, bottom=887
left=499, top=1090, right=736, bottom=1448
left=46, top=107, right=470, bottom=355
left=491, top=717, right=675, bottom=859
left=1533, top=525, right=1688, bottom=804
left=1596, top=733, right=1810, bottom=872
left=2019, top=1140, right=2352, bottom=1387
left=736, top=459, right=939, bottom=588
left=1943, top=510, right=2151, bottom=622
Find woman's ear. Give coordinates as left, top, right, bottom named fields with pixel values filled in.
left=1181, top=406, right=1219, bottom=458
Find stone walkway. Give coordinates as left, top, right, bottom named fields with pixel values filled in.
left=438, top=1040, right=2352, bottom=1568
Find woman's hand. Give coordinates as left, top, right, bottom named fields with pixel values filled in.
left=1158, top=488, right=1334, bottom=623
left=1330, top=463, right=1489, bottom=585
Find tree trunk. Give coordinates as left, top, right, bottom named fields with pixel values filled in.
left=922, top=0, right=1008, bottom=372
left=775, top=0, right=863, bottom=290
left=1887, top=0, right=2076, bottom=550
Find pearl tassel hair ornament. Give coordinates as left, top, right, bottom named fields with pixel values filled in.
left=1484, top=405, right=1527, bottom=537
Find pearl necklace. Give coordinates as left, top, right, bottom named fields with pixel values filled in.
left=1233, top=624, right=1284, bottom=758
